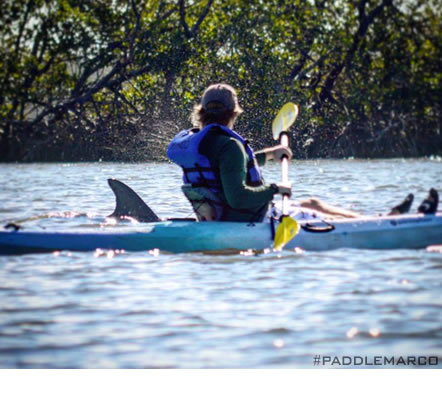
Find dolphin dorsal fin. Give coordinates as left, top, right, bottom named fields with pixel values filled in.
left=107, top=179, right=160, bottom=222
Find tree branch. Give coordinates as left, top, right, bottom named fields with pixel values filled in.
left=190, top=0, right=215, bottom=36
left=319, top=0, right=393, bottom=103
left=178, top=0, right=191, bottom=37
left=179, top=0, right=215, bottom=38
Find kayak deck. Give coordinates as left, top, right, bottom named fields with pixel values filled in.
left=0, top=213, right=441, bottom=255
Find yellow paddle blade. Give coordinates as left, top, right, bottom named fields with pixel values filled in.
left=274, top=216, right=300, bottom=251
left=272, top=103, right=299, bottom=140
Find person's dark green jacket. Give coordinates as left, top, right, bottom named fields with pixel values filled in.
left=199, top=126, right=277, bottom=221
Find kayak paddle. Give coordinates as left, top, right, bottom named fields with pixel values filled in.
left=272, top=103, right=300, bottom=250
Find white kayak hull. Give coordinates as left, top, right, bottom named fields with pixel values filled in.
left=0, top=213, right=441, bottom=255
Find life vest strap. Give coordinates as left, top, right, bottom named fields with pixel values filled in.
left=182, top=163, right=221, bottom=188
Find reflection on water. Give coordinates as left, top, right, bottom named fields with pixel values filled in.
left=0, top=159, right=441, bottom=368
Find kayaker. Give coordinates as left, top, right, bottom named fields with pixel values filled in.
left=167, top=83, right=292, bottom=222
left=168, top=83, right=439, bottom=222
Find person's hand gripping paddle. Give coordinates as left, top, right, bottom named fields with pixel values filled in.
left=272, top=103, right=300, bottom=250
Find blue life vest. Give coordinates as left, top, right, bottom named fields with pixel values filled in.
left=167, top=124, right=264, bottom=190
left=167, top=124, right=266, bottom=221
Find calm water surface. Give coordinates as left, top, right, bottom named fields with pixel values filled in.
left=0, top=159, right=441, bottom=368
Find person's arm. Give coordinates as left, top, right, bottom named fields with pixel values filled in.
left=255, top=145, right=293, bottom=164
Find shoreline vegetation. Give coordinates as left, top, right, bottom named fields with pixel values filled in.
left=1, top=0, right=441, bottom=162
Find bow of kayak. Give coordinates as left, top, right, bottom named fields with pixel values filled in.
left=0, top=220, right=272, bottom=255
left=0, top=213, right=441, bottom=255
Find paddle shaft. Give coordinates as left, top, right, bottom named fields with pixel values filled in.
left=271, top=103, right=299, bottom=250
left=280, top=132, right=290, bottom=216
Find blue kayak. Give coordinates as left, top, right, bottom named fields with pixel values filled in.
left=0, top=213, right=441, bottom=255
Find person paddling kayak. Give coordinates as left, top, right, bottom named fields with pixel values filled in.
left=168, top=83, right=439, bottom=222
left=167, top=83, right=292, bottom=222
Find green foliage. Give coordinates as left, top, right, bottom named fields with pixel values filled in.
left=0, top=0, right=440, bottom=161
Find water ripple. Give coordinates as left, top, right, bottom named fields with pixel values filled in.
left=0, top=161, right=441, bottom=368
